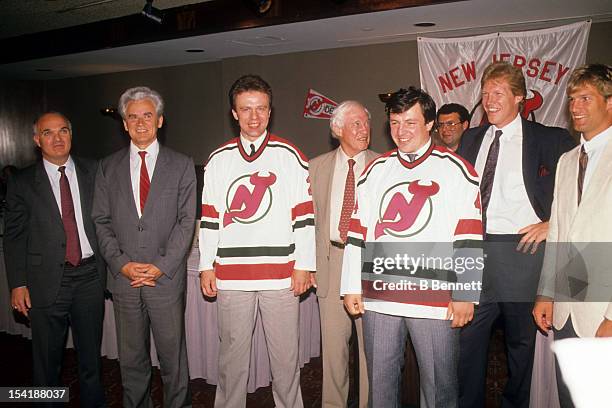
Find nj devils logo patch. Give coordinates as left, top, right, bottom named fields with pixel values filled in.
left=375, top=180, right=440, bottom=238
left=224, top=171, right=277, bottom=227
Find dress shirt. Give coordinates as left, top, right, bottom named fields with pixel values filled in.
left=130, top=139, right=159, bottom=218
left=43, top=157, right=94, bottom=258
left=329, top=147, right=367, bottom=242
left=474, top=114, right=540, bottom=234
left=580, top=125, right=611, bottom=192
left=399, top=138, right=431, bottom=162
left=240, top=130, right=267, bottom=153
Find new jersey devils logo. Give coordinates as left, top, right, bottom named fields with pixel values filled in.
left=224, top=171, right=277, bottom=227
left=374, top=180, right=440, bottom=239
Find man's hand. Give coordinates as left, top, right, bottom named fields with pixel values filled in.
left=309, top=272, right=318, bottom=289
left=532, top=297, right=554, bottom=333
left=130, top=264, right=163, bottom=288
left=447, top=301, right=474, bottom=328
left=595, top=318, right=612, bottom=337
left=343, top=294, right=365, bottom=316
left=290, top=269, right=311, bottom=296
left=517, top=221, right=549, bottom=254
left=200, top=270, right=218, bottom=298
left=11, top=287, right=31, bottom=317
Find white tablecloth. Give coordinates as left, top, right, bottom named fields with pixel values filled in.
left=1, top=243, right=321, bottom=393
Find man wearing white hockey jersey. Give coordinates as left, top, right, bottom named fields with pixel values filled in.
left=341, top=87, right=483, bottom=408
left=199, top=74, right=316, bottom=408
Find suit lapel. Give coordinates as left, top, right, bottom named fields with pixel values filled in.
left=142, top=145, right=170, bottom=216
left=521, top=119, right=539, bottom=210
left=319, top=150, right=337, bottom=242
left=465, top=126, right=488, bottom=165
left=34, top=161, right=63, bottom=229
left=117, top=148, right=140, bottom=220
left=580, top=137, right=612, bottom=206
left=73, top=157, right=96, bottom=246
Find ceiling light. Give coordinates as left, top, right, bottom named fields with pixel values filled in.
left=185, top=49, right=205, bottom=53
left=414, top=22, right=436, bottom=27
left=142, top=0, right=163, bottom=24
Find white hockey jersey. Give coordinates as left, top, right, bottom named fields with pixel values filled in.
left=199, top=133, right=315, bottom=291
left=340, top=140, right=484, bottom=319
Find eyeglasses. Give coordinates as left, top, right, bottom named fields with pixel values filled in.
left=437, top=121, right=462, bottom=129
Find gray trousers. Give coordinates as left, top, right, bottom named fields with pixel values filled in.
left=215, top=288, right=303, bottom=408
left=363, top=311, right=459, bottom=408
left=113, top=286, right=191, bottom=408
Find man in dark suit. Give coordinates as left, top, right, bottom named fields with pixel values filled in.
left=4, top=111, right=106, bottom=407
left=457, top=62, right=575, bottom=408
left=92, top=87, right=196, bottom=408
left=309, top=100, right=377, bottom=408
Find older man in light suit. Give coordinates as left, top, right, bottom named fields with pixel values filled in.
left=533, top=63, right=612, bottom=408
left=93, top=86, right=196, bottom=408
left=309, top=101, right=377, bottom=408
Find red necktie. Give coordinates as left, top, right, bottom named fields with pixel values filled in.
left=58, top=166, right=81, bottom=266
left=577, top=145, right=588, bottom=205
left=338, top=158, right=356, bottom=243
left=139, top=151, right=150, bottom=214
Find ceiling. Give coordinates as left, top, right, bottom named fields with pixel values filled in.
left=1, top=0, right=610, bottom=80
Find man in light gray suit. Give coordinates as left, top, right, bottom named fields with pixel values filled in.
left=309, top=101, right=377, bottom=408
left=93, top=86, right=196, bottom=408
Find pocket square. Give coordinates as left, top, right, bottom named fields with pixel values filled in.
left=538, top=165, right=551, bottom=177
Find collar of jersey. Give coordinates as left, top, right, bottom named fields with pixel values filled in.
left=396, top=142, right=434, bottom=169
left=238, top=132, right=270, bottom=162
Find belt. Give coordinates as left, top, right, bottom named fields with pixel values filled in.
left=65, top=255, right=96, bottom=267
left=330, top=240, right=346, bottom=249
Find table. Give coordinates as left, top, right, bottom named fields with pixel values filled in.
left=0, top=243, right=321, bottom=392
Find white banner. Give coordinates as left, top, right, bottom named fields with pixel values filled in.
left=418, top=21, right=591, bottom=128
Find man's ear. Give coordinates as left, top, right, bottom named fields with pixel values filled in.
left=123, top=120, right=129, bottom=132
left=462, top=121, right=469, bottom=131
left=425, top=120, right=434, bottom=132
left=33, top=134, right=41, bottom=148
left=232, top=109, right=239, bottom=121
left=157, top=115, right=164, bottom=129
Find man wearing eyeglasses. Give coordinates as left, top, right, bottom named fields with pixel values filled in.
left=436, top=103, right=470, bottom=152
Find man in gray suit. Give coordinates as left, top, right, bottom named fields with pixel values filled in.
left=4, top=112, right=106, bottom=407
left=93, top=87, right=196, bottom=408
left=309, top=101, right=377, bottom=408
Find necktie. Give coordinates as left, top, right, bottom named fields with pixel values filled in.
left=249, top=143, right=256, bottom=156
left=139, top=151, right=150, bottom=214
left=338, top=159, right=356, bottom=243
left=577, top=145, right=588, bottom=205
left=58, top=166, right=81, bottom=266
left=406, top=153, right=417, bottom=162
left=480, top=129, right=502, bottom=230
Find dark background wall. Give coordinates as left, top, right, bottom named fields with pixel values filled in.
left=2, top=21, right=611, bottom=168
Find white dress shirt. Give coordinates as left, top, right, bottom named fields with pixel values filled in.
left=580, top=125, right=611, bottom=192
left=399, top=138, right=431, bottom=161
left=474, top=114, right=540, bottom=234
left=329, top=147, right=367, bottom=242
left=43, top=156, right=94, bottom=258
left=130, top=139, right=159, bottom=218
left=240, top=130, right=267, bottom=154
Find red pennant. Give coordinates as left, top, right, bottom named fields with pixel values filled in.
left=303, top=89, right=338, bottom=119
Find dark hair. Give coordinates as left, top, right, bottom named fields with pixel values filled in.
left=229, top=74, right=273, bottom=109
left=385, top=86, right=436, bottom=124
left=567, top=63, right=611, bottom=99
left=437, top=103, right=470, bottom=123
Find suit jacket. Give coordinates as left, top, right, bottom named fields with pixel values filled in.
left=309, top=148, right=379, bottom=298
left=92, top=144, right=196, bottom=294
left=458, top=118, right=575, bottom=222
left=4, top=157, right=106, bottom=307
left=538, top=137, right=612, bottom=337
